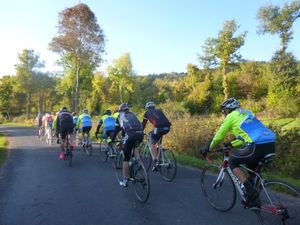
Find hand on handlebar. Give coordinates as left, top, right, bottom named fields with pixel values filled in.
left=200, top=147, right=210, bottom=158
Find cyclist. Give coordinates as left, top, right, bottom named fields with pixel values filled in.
left=72, top=112, right=78, bottom=129
left=114, top=103, right=143, bottom=187
left=142, top=101, right=172, bottom=171
left=76, top=109, right=93, bottom=147
left=36, top=113, right=43, bottom=137
left=200, top=98, right=276, bottom=207
left=42, top=112, right=53, bottom=141
left=55, top=107, right=74, bottom=159
left=95, top=109, right=116, bottom=142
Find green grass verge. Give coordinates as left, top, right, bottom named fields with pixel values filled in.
left=175, top=153, right=300, bottom=190
left=0, top=133, right=8, bottom=166
left=0, top=122, right=35, bottom=128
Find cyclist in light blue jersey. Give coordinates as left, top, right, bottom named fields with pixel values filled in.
left=76, top=109, right=93, bottom=146
left=95, top=109, right=116, bottom=142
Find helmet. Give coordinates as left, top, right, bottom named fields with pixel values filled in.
left=83, top=109, right=88, bottom=114
left=220, top=98, right=239, bottom=110
left=104, top=109, right=112, bottom=115
left=60, top=106, right=67, bottom=112
left=72, top=112, right=76, bottom=116
left=145, top=101, right=155, bottom=109
left=118, top=103, right=129, bottom=112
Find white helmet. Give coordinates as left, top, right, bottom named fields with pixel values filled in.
left=145, top=101, right=155, bottom=110
left=220, top=98, right=239, bottom=110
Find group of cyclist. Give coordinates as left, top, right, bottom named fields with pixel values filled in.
left=36, top=97, right=276, bottom=207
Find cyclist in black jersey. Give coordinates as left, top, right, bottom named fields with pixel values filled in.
left=142, top=101, right=171, bottom=171
left=115, top=103, right=143, bottom=187
left=56, top=107, right=74, bottom=160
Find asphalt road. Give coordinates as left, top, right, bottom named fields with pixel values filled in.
left=0, top=126, right=261, bottom=225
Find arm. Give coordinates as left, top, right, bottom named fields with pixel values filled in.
left=209, top=116, right=232, bottom=150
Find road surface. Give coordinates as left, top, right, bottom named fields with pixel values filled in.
left=0, top=126, right=260, bottom=225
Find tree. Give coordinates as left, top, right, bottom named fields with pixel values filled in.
left=257, top=1, right=300, bottom=54
left=49, top=3, right=105, bottom=113
left=107, top=53, right=135, bottom=103
left=15, top=49, right=43, bottom=119
left=0, top=76, right=14, bottom=119
left=198, top=20, right=247, bottom=99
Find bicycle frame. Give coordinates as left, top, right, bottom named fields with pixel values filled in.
left=144, top=133, right=164, bottom=163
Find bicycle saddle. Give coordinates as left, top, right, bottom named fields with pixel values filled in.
left=261, top=153, right=276, bottom=164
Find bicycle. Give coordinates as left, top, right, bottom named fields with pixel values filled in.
left=139, top=132, right=177, bottom=182
left=45, top=126, right=53, bottom=145
left=81, top=132, right=92, bottom=156
left=58, top=134, right=73, bottom=167
left=37, top=126, right=45, bottom=141
left=201, top=147, right=300, bottom=225
left=99, top=138, right=120, bottom=165
left=115, top=144, right=150, bottom=203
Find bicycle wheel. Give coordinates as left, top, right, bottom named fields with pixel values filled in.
left=99, top=140, right=109, bottom=162
left=201, top=164, right=236, bottom=212
left=255, top=180, right=300, bottom=225
left=159, top=149, right=177, bottom=182
left=132, top=161, right=150, bottom=203
left=114, top=150, right=124, bottom=181
left=86, top=143, right=92, bottom=156
left=139, top=143, right=152, bottom=171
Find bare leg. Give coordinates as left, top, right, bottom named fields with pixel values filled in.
left=150, top=142, right=158, bottom=161
left=123, top=161, right=129, bottom=179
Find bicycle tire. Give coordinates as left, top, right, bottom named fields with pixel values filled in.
left=132, top=161, right=150, bottom=203
left=99, top=140, right=109, bottom=162
left=114, top=150, right=124, bottom=181
left=255, top=179, right=300, bottom=225
left=159, top=149, right=177, bottom=182
left=201, top=164, right=236, bottom=212
left=86, top=144, right=92, bottom=156
left=139, top=143, right=152, bottom=171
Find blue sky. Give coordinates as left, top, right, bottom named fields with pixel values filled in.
left=0, top=0, right=299, bottom=76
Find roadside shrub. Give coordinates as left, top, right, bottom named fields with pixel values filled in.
left=271, top=127, right=300, bottom=179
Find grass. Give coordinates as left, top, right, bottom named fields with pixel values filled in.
left=0, top=122, right=35, bottom=128
left=0, top=133, right=8, bottom=166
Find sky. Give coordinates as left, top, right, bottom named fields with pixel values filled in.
left=0, top=0, right=299, bottom=76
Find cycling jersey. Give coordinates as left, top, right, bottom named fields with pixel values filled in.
left=42, top=115, right=53, bottom=128
left=56, top=111, right=74, bottom=139
left=73, top=116, right=78, bottom=126
left=142, top=108, right=171, bottom=128
left=118, top=111, right=143, bottom=132
left=209, top=109, right=276, bottom=149
left=98, top=115, right=116, bottom=131
left=76, top=113, right=92, bottom=129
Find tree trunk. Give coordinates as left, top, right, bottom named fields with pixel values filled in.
left=222, top=67, right=229, bottom=100
left=75, top=62, right=80, bottom=113
left=26, top=93, right=31, bottom=119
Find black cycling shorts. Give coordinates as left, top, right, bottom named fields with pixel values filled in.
left=82, top=126, right=92, bottom=134
left=122, top=131, right=143, bottom=162
left=60, top=126, right=74, bottom=139
left=229, top=142, right=275, bottom=170
left=151, top=127, right=170, bottom=143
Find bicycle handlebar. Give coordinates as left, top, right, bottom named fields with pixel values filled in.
left=205, top=147, right=231, bottom=164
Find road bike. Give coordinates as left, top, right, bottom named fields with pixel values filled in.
left=99, top=138, right=120, bottom=166
left=45, top=126, right=53, bottom=145
left=139, top=132, right=177, bottom=182
left=201, top=147, right=300, bottom=225
left=115, top=143, right=150, bottom=203
left=81, top=132, right=92, bottom=156
left=61, top=134, right=73, bottom=167
left=37, top=126, right=45, bottom=141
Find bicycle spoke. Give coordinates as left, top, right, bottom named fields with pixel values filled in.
left=132, top=162, right=150, bottom=203
left=201, top=164, right=236, bottom=212
left=255, top=180, right=300, bottom=225
left=139, top=143, right=152, bottom=171
left=159, top=149, right=177, bottom=181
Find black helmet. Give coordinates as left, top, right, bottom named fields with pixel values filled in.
left=220, top=98, right=239, bottom=110
left=83, top=109, right=88, bottom=114
left=145, top=101, right=155, bottom=109
left=60, top=106, right=67, bottom=112
left=118, top=103, right=129, bottom=112
left=104, top=109, right=112, bottom=115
